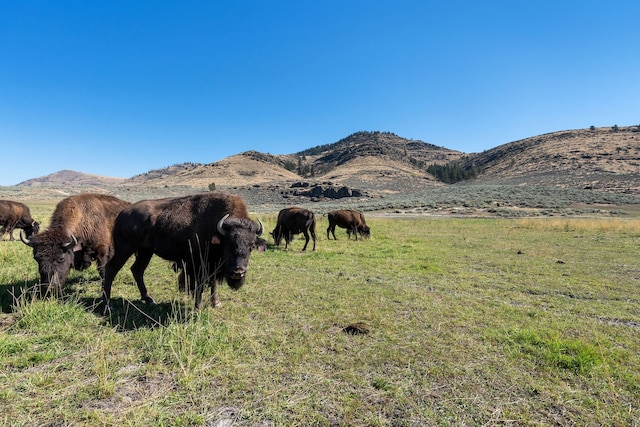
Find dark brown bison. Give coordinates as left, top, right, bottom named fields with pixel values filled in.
left=326, top=209, right=370, bottom=240
left=102, top=192, right=265, bottom=311
left=0, top=200, right=40, bottom=241
left=20, top=193, right=131, bottom=294
left=270, top=207, right=316, bottom=251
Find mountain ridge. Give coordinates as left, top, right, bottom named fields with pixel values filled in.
left=11, top=126, right=640, bottom=195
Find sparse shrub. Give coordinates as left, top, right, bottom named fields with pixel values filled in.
left=208, top=182, right=216, bottom=191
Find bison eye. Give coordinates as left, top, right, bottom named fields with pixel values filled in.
left=56, top=257, right=65, bottom=263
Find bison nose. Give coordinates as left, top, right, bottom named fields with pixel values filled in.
left=230, top=268, right=246, bottom=280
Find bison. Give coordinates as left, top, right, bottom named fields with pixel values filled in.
left=0, top=200, right=40, bottom=241
left=270, top=207, right=316, bottom=251
left=20, top=193, right=131, bottom=295
left=101, top=192, right=264, bottom=311
left=326, top=209, right=370, bottom=240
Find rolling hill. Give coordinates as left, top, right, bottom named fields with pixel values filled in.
left=123, top=153, right=302, bottom=188
left=461, top=125, right=640, bottom=194
left=17, top=169, right=125, bottom=187
left=8, top=126, right=640, bottom=198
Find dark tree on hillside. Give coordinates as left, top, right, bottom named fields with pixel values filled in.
left=283, top=160, right=296, bottom=171
left=427, top=163, right=480, bottom=184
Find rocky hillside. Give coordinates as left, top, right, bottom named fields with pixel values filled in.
left=119, top=131, right=462, bottom=192
left=295, top=131, right=463, bottom=191
left=461, top=126, right=640, bottom=194
left=298, top=131, right=461, bottom=172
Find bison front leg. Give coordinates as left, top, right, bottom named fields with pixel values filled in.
left=103, top=247, right=138, bottom=314
left=210, top=278, right=221, bottom=308
left=130, top=249, right=156, bottom=305
left=187, top=264, right=207, bottom=310
left=95, top=244, right=115, bottom=280
left=191, top=275, right=220, bottom=309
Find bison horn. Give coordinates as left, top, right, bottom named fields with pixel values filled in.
left=217, top=214, right=230, bottom=236
left=256, top=218, right=264, bottom=236
left=20, top=231, right=33, bottom=247
left=62, top=234, right=78, bottom=250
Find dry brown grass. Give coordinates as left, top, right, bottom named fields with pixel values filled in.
left=515, top=216, right=640, bottom=233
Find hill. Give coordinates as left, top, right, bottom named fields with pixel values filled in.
left=17, top=169, right=125, bottom=187
left=461, top=126, right=640, bottom=194
left=6, top=127, right=640, bottom=209
left=114, top=132, right=463, bottom=195
left=123, top=153, right=302, bottom=188
left=296, top=131, right=463, bottom=191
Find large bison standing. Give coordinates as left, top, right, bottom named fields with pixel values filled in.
left=21, top=194, right=131, bottom=294
left=0, top=200, right=40, bottom=241
left=271, top=207, right=316, bottom=251
left=327, top=209, right=370, bottom=240
left=102, top=192, right=264, bottom=311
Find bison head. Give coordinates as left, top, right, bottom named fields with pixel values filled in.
left=270, top=224, right=284, bottom=246
left=213, top=215, right=264, bottom=290
left=21, top=230, right=80, bottom=294
left=24, top=220, right=40, bottom=238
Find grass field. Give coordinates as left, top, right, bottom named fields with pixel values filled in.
left=1, top=207, right=639, bottom=426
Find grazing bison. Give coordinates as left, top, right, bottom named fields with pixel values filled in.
left=327, top=209, right=370, bottom=240
left=20, top=194, right=131, bottom=294
left=102, top=192, right=265, bottom=311
left=271, top=207, right=316, bottom=251
left=0, top=200, right=40, bottom=241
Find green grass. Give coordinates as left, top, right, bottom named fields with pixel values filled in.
left=1, top=212, right=639, bottom=426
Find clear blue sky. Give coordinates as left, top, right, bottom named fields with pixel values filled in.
left=2, top=1, right=639, bottom=186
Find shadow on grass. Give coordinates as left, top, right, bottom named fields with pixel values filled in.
left=0, top=279, right=39, bottom=313
left=0, top=275, right=191, bottom=331
left=86, top=297, right=191, bottom=331
left=0, top=273, right=103, bottom=313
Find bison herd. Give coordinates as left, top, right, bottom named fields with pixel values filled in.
left=0, top=194, right=370, bottom=313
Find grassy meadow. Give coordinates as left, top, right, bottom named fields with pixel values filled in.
left=1, top=205, right=639, bottom=426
